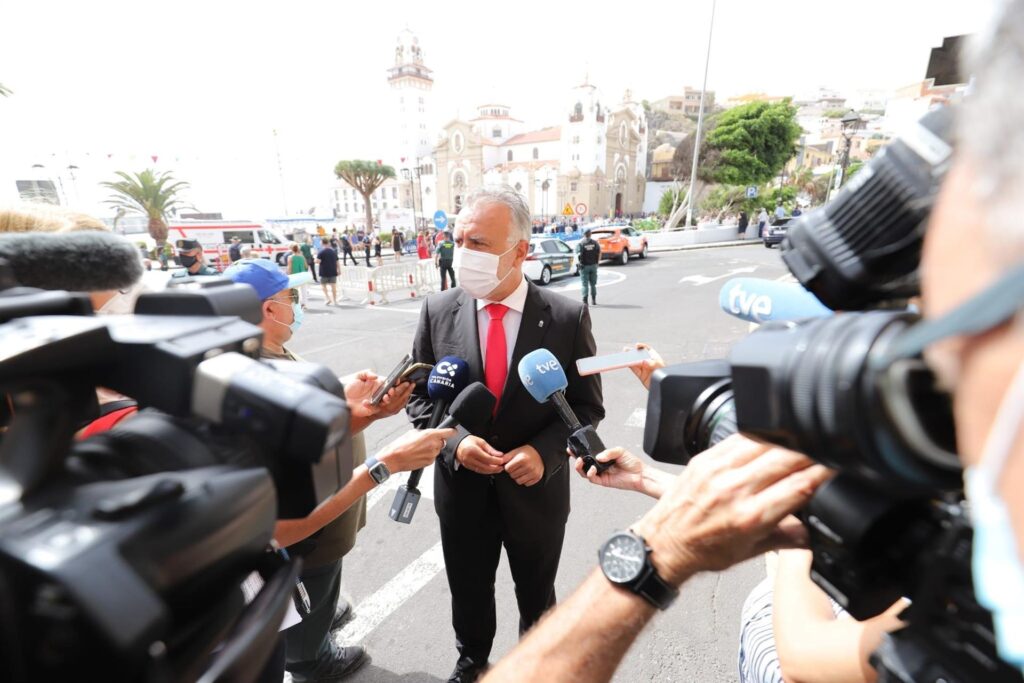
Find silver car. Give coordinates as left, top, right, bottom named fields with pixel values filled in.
left=523, top=237, right=578, bottom=285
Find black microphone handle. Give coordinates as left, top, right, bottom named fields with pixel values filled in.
left=549, top=390, right=583, bottom=431
left=408, top=398, right=453, bottom=488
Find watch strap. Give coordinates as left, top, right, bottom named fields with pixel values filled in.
left=365, top=455, right=389, bottom=484
left=634, top=566, right=678, bottom=610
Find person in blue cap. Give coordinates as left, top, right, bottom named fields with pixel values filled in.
left=223, top=258, right=312, bottom=360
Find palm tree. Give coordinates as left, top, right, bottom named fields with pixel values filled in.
left=100, top=169, right=192, bottom=247
left=334, top=160, right=396, bottom=234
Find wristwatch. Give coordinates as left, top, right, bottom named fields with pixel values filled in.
left=365, top=455, right=391, bottom=485
left=598, top=530, right=678, bottom=610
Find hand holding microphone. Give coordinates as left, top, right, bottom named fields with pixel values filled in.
left=517, top=348, right=609, bottom=474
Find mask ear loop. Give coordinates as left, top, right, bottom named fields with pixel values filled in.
left=977, top=359, right=1024, bottom=485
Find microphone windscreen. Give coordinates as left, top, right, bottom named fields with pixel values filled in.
left=0, top=230, right=144, bottom=292
left=426, top=355, right=470, bottom=402
left=517, top=348, right=568, bottom=403
left=718, top=278, right=833, bottom=324
left=448, top=382, right=496, bottom=434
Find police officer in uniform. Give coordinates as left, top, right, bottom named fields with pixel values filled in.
left=576, top=228, right=600, bottom=306
left=435, top=230, right=457, bottom=291
left=176, top=239, right=217, bottom=275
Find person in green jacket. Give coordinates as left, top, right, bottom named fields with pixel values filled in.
left=300, top=237, right=317, bottom=282
left=288, top=243, right=310, bottom=308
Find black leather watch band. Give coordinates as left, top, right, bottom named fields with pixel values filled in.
left=634, top=565, right=678, bottom=610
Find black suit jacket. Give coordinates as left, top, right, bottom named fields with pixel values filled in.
left=407, top=280, right=604, bottom=524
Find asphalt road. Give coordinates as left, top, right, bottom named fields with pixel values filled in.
left=286, top=244, right=790, bottom=682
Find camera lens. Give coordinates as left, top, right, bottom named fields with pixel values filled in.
left=729, top=311, right=960, bottom=491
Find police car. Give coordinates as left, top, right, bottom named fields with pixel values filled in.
left=523, top=237, right=578, bottom=285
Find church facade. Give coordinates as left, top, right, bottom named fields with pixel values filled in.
left=433, top=82, right=647, bottom=221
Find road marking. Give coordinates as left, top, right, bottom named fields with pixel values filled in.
left=625, top=407, right=646, bottom=428
left=549, top=270, right=626, bottom=292
left=334, top=541, right=445, bottom=644
left=678, top=266, right=757, bottom=286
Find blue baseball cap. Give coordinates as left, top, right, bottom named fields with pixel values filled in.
left=223, top=258, right=312, bottom=301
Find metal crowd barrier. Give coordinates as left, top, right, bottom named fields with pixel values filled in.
left=414, top=259, right=440, bottom=294
left=368, top=262, right=420, bottom=305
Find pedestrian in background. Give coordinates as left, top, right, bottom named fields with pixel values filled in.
left=577, top=228, right=601, bottom=306
left=391, top=228, right=403, bottom=262
left=300, top=237, right=317, bottom=283
left=738, top=211, right=749, bottom=239
left=373, top=233, right=383, bottom=267
left=287, top=243, right=310, bottom=308
left=363, top=234, right=372, bottom=267
left=228, top=236, right=243, bottom=262
left=757, top=208, right=769, bottom=238
left=434, top=229, right=456, bottom=290
left=416, top=230, right=430, bottom=260
left=317, top=240, right=339, bottom=305
left=340, top=233, right=356, bottom=267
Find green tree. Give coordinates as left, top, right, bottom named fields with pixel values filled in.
left=334, top=160, right=396, bottom=233
left=844, top=160, right=864, bottom=183
left=658, top=188, right=682, bottom=216
left=700, top=185, right=748, bottom=218
left=100, top=169, right=192, bottom=247
left=704, top=101, right=802, bottom=186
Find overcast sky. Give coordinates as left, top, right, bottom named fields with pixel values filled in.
left=0, top=0, right=993, bottom=219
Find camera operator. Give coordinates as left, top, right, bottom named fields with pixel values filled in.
left=223, top=258, right=453, bottom=681
left=484, top=7, right=1024, bottom=680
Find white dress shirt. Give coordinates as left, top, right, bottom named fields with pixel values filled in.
left=476, top=275, right=529, bottom=377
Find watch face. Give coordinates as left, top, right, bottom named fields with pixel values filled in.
left=600, top=533, right=646, bottom=583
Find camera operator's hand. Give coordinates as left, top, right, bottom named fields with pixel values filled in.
left=572, top=446, right=674, bottom=499
left=456, top=435, right=506, bottom=475
left=632, top=435, right=831, bottom=586
left=379, top=427, right=457, bottom=474
left=626, top=342, right=666, bottom=390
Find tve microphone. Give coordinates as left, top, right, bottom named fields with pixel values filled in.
left=718, top=277, right=833, bottom=324
left=517, top=348, right=609, bottom=474
left=389, top=382, right=496, bottom=524
left=0, top=230, right=144, bottom=292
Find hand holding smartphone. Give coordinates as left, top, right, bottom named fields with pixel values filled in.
left=575, top=348, right=654, bottom=376
left=370, top=355, right=433, bottom=405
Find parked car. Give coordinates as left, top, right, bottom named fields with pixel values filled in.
left=763, top=218, right=792, bottom=248
left=523, top=237, right=578, bottom=285
left=589, top=227, right=649, bottom=265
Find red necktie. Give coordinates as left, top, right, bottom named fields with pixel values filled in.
left=484, top=303, right=509, bottom=411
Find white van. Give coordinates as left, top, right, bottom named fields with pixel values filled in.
left=167, top=221, right=292, bottom=270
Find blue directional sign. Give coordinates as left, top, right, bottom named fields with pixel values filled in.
left=433, top=210, right=448, bottom=229
left=745, top=186, right=758, bottom=199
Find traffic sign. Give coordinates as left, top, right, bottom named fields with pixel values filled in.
left=562, top=203, right=574, bottom=216
left=745, top=186, right=758, bottom=199
left=575, top=203, right=588, bottom=215
left=433, top=210, right=448, bottom=229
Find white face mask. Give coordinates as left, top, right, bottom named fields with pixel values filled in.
left=964, top=360, right=1024, bottom=672
left=452, top=242, right=519, bottom=299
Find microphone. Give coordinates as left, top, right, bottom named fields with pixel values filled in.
left=389, top=382, right=496, bottom=524
left=718, top=277, right=833, bottom=324
left=517, top=349, right=609, bottom=474
left=0, top=231, right=144, bottom=292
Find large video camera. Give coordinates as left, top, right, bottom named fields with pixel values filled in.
left=644, top=106, right=1023, bottom=683
left=0, top=272, right=351, bottom=681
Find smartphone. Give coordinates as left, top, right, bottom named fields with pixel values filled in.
left=400, top=363, right=433, bottom=384
left=370, top=353, right=414, bottom=405
left=575, top=348, right=654, bottom=376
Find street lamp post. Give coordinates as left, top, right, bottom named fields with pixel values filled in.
left=685, top=0, right=717, bottom=228
left=413, top=165, right=424, bottom=229
left=838, top=110, right=861, bottom=189
left=401, top=167, right=422, bottom=230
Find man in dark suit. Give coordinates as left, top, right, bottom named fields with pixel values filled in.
left=407, top=187, right=604, bottom=683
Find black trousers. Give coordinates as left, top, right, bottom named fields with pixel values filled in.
left=437, top=477, right=565, bottom=663
left=284, top=559, right=343, bottom=681
left=342, top=249, right=356, bottom=266
left=439, top=261, right=456, bottom=290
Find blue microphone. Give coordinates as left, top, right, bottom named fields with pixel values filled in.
left=718, top=277, right=833, bottom=324
left=389, top=356, right=469, bottom=524
left=517, top=349, right=609, bottom=473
